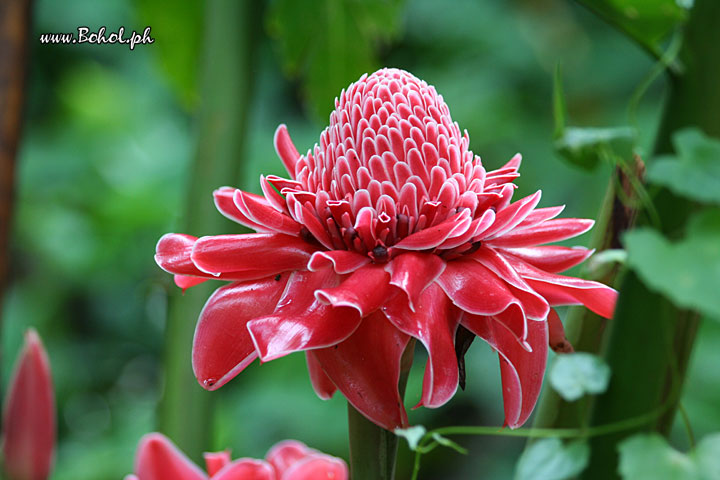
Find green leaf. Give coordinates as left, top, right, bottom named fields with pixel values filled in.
left=624, top=209, right=720, bottom=320
left=431, top=433, right=468, bottom=455
left=394, top=425, right=426, bottom=451
left=554, top=126, right=635, bottom=170
left=515, top=438, right=590, bottom=480
left=553, top=64, right=567, bottom=139
left=647, top=128, right=720, bottom=205
left=694, top=433, right=720, bottom=480
left=549, top=352, right=611, bottom=401
left=267, top=0, right=405, bottom=120
left=576, top=0, right=688, bottom=59
left=617, top=434, right=697, bottom=480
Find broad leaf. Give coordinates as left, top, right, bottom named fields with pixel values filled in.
left=555, top=126, right=635, bottom=170
left=515, top=438, right=589, bottom=480
left=267, top=0, right=405, bottom=120
left=576, top=0, right=688, bottom=58
left=647, top=128, right=720, bottom=205
left=625, top=209, right=720, bottom=320
left=618, top=434, right=696, bottom=480
left=694, top=433, right=720, bottom=480
left=549, top=352, right=611, bottom=401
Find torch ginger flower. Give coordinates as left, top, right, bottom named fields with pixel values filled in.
left=155, top=68, right=617, bottom=431
left=125, top=433, right=347, bottom=480
left=1, top=329, right=55, bottom=480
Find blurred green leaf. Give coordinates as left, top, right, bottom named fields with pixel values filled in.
left=618, top=434, right=696, bottom=480
left=625, top=209, right=720, bottom=320
left=555, top=126, right=635, bottom=170
left=576, top=0, right=688, bottom=59
left=553, top=64, right=567, bottom=139
left=695, top=433, right=720, bottom=480
left=515, top=438, right=589, bottom=480
left=647, top=128, right=720, bottom=205
left=395, top=425, right=426, bottom=451
left=267, top=0, right=404, bottom=120
left=549, top=352, right=611, bottom=401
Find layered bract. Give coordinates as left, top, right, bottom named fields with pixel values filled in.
left=155, top=68, right=617, bottom=430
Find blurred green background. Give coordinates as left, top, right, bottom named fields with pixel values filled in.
left=2, top=0, right=718, bottom=478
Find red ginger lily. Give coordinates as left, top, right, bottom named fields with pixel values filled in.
left=155, top=68, right=617, bottom=431
left=125, top=433, right=347, bottom=480
left=1, top=329, right=55, bottom=480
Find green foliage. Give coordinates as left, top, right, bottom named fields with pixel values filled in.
left=618, top=432, right=720, bottom=480
left=576, top=0, right=688, bottom=60
left=266, top=0, right=404, bottom=121
left=625, top=209, right=720, bottom=320
left=647, top=128, right=720, bottom=205
left=515, top=439, right=590, bottom=480
left=549, top=353, right=611, bottom=402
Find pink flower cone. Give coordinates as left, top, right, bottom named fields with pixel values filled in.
left=126, top=433, right=347, bottom=480
left=155, top=68, right=617, bottom=430
left=1, top=329, right=55, bottom=480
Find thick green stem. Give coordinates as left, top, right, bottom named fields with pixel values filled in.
left=580, top=0, right=720, bottom=478
left=158, top=0, right=263, bottom=457
left=347, top=342, right=414, bottom=480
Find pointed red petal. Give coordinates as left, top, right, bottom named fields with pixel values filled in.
left=306, top=352, right=337, bottom=400
left=204, top=451, right=231, bottom=477
left=386, top=252, right=445, bottom=312
left=514, top=206, right=565, bottom=230
left=393, top=210, right=471, bottom=250
left=480, top=191, right=542, bottom=240
left=471, top=247, right=549, bottom=320
left=156, top=233, right=205, bottom=277
left=548, top=309, right=574, bottom=353
left=463, top=314, right=548, bottom=428
left=281, top=454, right=349, bottom=480
left=509, top=258, right=617, bottom=318
left=212, top=459, right=274, bottom=480
left=436, top=258, right=519, bottom=316
left=315, top=264, right=391, bottom=316
left=490, top=303, right=531, bottom=350
left=313, top=312, right=410, bottom=430
left=274, top=124, right=300, bottom=179
left=234, top=190, right=302, bottom=236
left=2, top=329, right=55, bottom=480
left=487, top=218, right=594, bottom=248
left=266, top=440, right=313, bottom=478
left=134, top=433, right=206, bottom=480
left=383, top=284, right=461, bottom=408
left=192, top=277, right=288, bottom=390
left=174, top=275, right=208, bottom=291
left=307, top=250, right=370, bottom=274
left=191, top=233, right=315, bottom=275
left=498, top=246, right=593, bottom=273
left=213, top=187, right=270, bottom=232
left=247, top=270, right=362, bottom=361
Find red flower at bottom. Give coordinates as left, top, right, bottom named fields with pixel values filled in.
left=125, top=434, right=347, bottom=480
left=155, top=68, right=617, bottom=430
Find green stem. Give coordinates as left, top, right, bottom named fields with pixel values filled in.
left=347, top=342, right=413, bottom=480
left=581, top=0, right=720, bottom=477
left=158, top=0, right=263, bottom=457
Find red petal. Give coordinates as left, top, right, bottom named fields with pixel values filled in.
left=487, top=218, right=594, bottom=248
left=134, top=433, right=206, bottom=480
left=306, top=352, right=337, bottom=400
left=2, top=329, right=55, bottom=480
left=274, top=124, right=300, bottom=179
left=266, top=440, right=313, bottom=477
left=490, top=303, right=531, bottom=350
left=462, top=314, right=548, bottom=428
left=214, top=187, right=270, bottom=232
left=436, top=258, right=519, bottom=316
left=515, top=206, right=565, bottom=230
left=281, top=455, right=349, bottom=480
left=307, top=250, right=370, bottom=274
left=247, top=270, right=362, bottom=361
left=192, top=277, right=288, bottom=390
left=548, top=309, right=574, bottom=353
left=234, top=190, right=302, bottom=236
left=510, top=258, right=617, bottom=319
left=498, top=246, right=593, bottom=273
left=156, top=233, right=205, bottom=277
left=393, top=210, right=472, bottom=250
left=386, top=252, right=445, bottom=312
left=315, top=264, right=391, bottom=316
left=480, top=191, right=542, bottom=240
left=260, top=174, right=291, bottom=215
left=175, top=275, right=208, bottom=291
left=312, top=312, right=410, bottom=430
left=191, top=233, right=315, bottom=275
left=204, top=451, right=231, bottom=477
left=471, top=247, right=549, bottom=320
left=383, top=284, right=461, bottom=408
left=212, top=459, right=274, bottom=480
